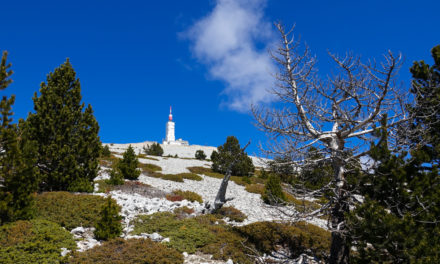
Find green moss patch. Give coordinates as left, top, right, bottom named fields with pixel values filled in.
left=0, top=219, right=76, bottom=264
left=70, top=238, right=183, bottom=264
left=35, top=192, right=118, bottom=230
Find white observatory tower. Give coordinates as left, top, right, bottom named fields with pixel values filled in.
left=165, top=106, right=175, bottom=143
left=163, top=106, right=189, bottom=146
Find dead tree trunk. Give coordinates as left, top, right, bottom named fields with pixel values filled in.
left=208, top=141, right=250, bottom=213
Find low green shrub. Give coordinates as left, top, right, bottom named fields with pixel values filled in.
left=236, top=221, right=330, bottom=260
left=69, top=238, right=183, bottom=264
left=179, top=173, right=202, bottom=181
left=245, top=183, right=265, bottom=194
left=215, top=206, right=247, bottom=222
left=131, top=212, right=215, bottom=253
left=35, top=192, right=111, bottom=230
left=0, top=219, right=76, bottom=263
left=172, top=190, right=203, bottom=203
left=95, top=179, right=115, bottom=193
left=173, top=206, right=195, bottom=218
left=161, top=174, right=184, bottom=182
left=131, top=212, right=254, bottom=263
left=94, top=197, right=122, bottom=240
left=139, top=163, right=162, bottom=173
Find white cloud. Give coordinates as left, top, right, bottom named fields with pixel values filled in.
left=185, top=0, right=276, bottom=112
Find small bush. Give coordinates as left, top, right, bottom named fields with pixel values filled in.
left=144, top=143, right=164, bottom=156
left=166, top=194, right=184, bottom=202
left=0, top=219, right=76, bottom=263
left=94, top=197, right=122, bottom=240
left=263, top=174, right=286, bottom=205
left=172, top=190, right=203, bottom=203
left=118, top=145, right=140, bottom=180
left=35, top=192, right=111, bottom=230
left=215, top=206, right=247, bottom=222
left=102, top=145, right=111, bottom=157
left=195, top=150, right=207, bottom=160
left=174, top=206, right=195, bottom=218
left=237, top=221, right=330, bottom=260
left=108, top=167, right=124, bottom=185
left=69, top=238, right=183, bottom=264
left=95, top=179, right=115, bottom=193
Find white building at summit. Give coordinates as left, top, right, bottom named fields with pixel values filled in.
left=163, top=106, right=188, bottom=146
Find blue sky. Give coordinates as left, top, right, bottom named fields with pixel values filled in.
left=2, top=0, right=439, bottom=155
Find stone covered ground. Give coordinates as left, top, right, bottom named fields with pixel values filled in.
left=75, top=142, right=327, bottom=264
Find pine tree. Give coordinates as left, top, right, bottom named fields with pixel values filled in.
left=195, top=150, right=206, bottom=160
left=211, top=136, right=254, bottom=176
left=263, top=174, right=286, bottom=205
left=0, top=51, right=39, bottom=224
left=94, top=196, right=122, bottom=240
left=348, top=116, right=440, bottom=263
left=101, top=144, right=111, bottom=157
left=144, top=142, right=163, bottom=156
left=117, top=145, right=140, bottom=180
left=24, top=59, right=101, bottom=192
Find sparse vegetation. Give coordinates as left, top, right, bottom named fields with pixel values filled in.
left=236, top=221, right=331, bottom=261
left=171, top=190, right=203, bottom=203
left=69, top=238, right=183, bottom=264
left=34, top=192, right=112, bottom=230
left=0, top=219, right=76, bottom=263
left=139, top=162, right=162, bottom=173
left=143, top=143, right=164, bottom=157
left=215, top=206, right=247, bottom=222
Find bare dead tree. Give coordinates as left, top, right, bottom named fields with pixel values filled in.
left=252, top=23, right=407, bottom=264
left=206, top=141, right=251, bottom=213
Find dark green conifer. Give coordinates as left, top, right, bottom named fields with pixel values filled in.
left=211, top=136, right=254, bottom=176
left=0, top=51, right=39, bottom=224
left=144, top=142, right=164, bottom=156
left=263, top=174, right=286, bottom=205
left=24, top=59, right=101, bottom=192
left=94, top=197, right=122, bottom=240
left=348, top=115, right=440, bottom=262
left=117, top=145, right=140, bottom=180
left=101, top=145, right=111, bottom=157
left=195, top=150, right=206, bottom=160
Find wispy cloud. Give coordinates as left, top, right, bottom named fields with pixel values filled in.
left=185, top=0, right=276, bottom=112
